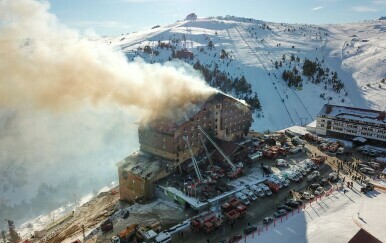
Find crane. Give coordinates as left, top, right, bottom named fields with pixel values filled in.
left=183, top=135, right=203, bottom=182
left=197, top=126, right=241, bottom=173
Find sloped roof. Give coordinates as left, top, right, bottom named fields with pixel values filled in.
left=117, top=151, right=169, bottom=179
left=318, top=104, right=385, bottom=126
left=348, top=228, right=382, bottom=243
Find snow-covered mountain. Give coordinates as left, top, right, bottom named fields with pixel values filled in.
left=101, top=16, right=386, bottom=131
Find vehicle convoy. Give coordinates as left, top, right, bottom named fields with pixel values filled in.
left=190, top=211, right=223, bottom=233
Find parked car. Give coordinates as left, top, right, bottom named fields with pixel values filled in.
left=242, top=189, right=257, bottom=201
left=243, top=225, right=258, bottom=235
left=309, top=183, right=321, bottom=190
left=360, top=167, right=375, bottom=175
left=314, top=186, right=325, bottom=195
left=276, top=159, right=289, bottom=167
left=293, top=169, right=304, bottom=178
left=307, top=171, right=320, bottom=182
left=267, top=177, right=283, bottom=188
left=304, top=159, right=318, bottom=170
left=292, top=136, right=304, bottom=145
left=258, top=184, right=273, bottom=196
left=328, top=172, right=339, bottom=182
left=228, top=234, right=243, bottom=243
left=285, top=200, right=300, bottom=208
left=278, top=205, right=293, bottom=212
left=262, top=165, right=273, bottom=175
left=301, top=191, right=315, bottom=200
left=289, top=146, right=303, bottom=154
left=294, top=199, right=303, bottom=206
left=285, top=172, right=300, bottom=182
left=250, top=185, right=265, bottom=197
left=319, top=178, right=328, bottom=186
left=274, top=209, right=287, bottom=218
left=277, top=176, right=290, bottom=187
left=360, top=183, right=374, bottom=194
left=263, top=217, right=274, bottom=225
left=235, top=192, right=250, bottom=206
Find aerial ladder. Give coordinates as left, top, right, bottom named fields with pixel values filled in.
left=197, top=126, right=243, bottom=179
left=183, top=136, right=203, bottom=182
left=198, top=134, right=214, bottom=167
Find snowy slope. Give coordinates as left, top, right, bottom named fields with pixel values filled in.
left=101, top=17, right=386, bottom=132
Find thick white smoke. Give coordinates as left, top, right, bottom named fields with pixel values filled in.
left=0, top=0, right=216, bottom=226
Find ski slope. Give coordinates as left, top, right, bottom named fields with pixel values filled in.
left=101, top=16, right=386, bottom=132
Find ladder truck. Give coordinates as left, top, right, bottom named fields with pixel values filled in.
left=183, top=135, right=203, bottom=183
left=197, top=126, right=243, bottom=179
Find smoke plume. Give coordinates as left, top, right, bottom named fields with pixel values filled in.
left=0, top=0, right=216, bottom=226
left=0, top=0, right=216, bottom=119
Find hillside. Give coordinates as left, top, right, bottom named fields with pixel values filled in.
left=101, top=16, right=386, bottom=131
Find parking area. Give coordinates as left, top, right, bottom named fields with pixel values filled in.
left=171, top=143, right=338, bottom=242
left=170, top=133, right=386, bottom=243
left=93, top=131, right=385, bottom=243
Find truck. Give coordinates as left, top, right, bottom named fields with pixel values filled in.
left=111, top=224, right=138, bottom=243
left=264, top=181, right=280, bottom=192
left=221, top=198, right=247, bottom=223
left=221, top=198, right=241, bottom=213
left=228, top=167, right=243, bottom=179
left=312, top=155, right=327, bottom=165
left=136, top=221, right=162, bottom=242
left=304, top=133, right=319, bottom=143
left=190, top=211, right=223, bottom=234
left=291, top=136, right=304, bottom=145
left=100, top=219, right=113, bottom=233
left=224, top=205, right=247, bottom=223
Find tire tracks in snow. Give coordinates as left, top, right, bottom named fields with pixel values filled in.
left=238, top=23, right=314, bottom=122
left=232, top=24, right=296, bottom=125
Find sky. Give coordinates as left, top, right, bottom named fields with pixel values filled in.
left=42, top=0, right=386, bottom=36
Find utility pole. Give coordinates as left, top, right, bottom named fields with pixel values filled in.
left=2, top=231, right=6, bottom=243
left=82, top=225, right=85, bottom=242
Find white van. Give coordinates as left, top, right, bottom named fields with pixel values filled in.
left=276, top=159, right=289, bottom=167
left=235, top=192, right=250, bottom=205
left=155, top=232, right=171, bottom=243
left=258, top=184, right=272, bottom=196
left=242, top=189, right=257, bottom=201
left=250, top=185, right=265, bottom=197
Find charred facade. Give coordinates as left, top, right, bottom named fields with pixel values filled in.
left=138, top=92, right=252, bottom=164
